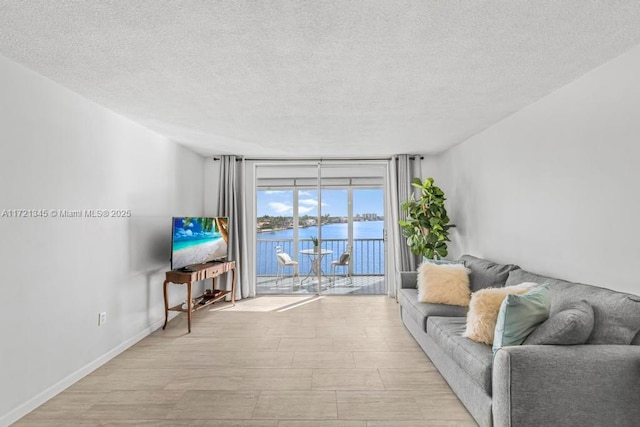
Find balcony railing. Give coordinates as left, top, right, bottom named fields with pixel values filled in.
left=257, top=238, right=385, bottom=277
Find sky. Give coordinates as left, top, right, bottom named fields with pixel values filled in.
left=257, top=189, right=383, bottom=217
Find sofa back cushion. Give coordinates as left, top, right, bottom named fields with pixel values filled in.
left=506, top=269, right=640, bottom=345
left=458, top=254, right=520, bottom=292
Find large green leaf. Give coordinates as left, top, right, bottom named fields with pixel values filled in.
left=398, top=177, right=455, bottom=259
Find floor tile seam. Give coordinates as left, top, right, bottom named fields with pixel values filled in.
left=248, top=389, right=261, bottom=420
left=277, top=337, right=334, bottom=351
left=250, top=389, right=340, bottom=420
left=71, top=402, right=179, bottom=421
left=333, top=389, right=339, bottom=421
left=97, top=389, right=188, bottom=407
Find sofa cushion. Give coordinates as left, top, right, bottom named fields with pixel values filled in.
left=464, top=282, right=538, bottom=345
left=506, top=269, right=640, bottom=345
left=493, top=285, right=551, bottom=354
left=427, top=316, right=494, bottom=395
left=524, top=300, right=594, bottom=345
left=459, top=255, right=520, bottom=292
left=417, top=261, right=471, bottom=306
left=398, top=288, right=468, bottom=332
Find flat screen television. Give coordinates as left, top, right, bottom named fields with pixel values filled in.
left=171, top=217, right=228, bottom=270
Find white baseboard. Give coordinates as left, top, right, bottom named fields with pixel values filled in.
left=0, top=316, right=172, bottom=427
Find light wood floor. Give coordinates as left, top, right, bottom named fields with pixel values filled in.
left=16, top=296, right=477, bottom=426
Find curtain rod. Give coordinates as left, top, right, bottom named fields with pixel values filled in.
left=212, top=155, right=424, bottom=161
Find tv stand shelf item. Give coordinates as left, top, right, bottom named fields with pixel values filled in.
left=166, top=289, right=230, bottom=312
left=162, top=260, right=236, bottom=333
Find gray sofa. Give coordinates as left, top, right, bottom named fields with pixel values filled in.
left=398, top=254, right=640, bottom=427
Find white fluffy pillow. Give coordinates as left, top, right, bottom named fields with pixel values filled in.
left=417, top=262, right=471, bottom=307
left=464, top=282, right=538, bottom=345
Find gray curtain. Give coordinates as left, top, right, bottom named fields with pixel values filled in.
left=386, top=155, right=420, bottom=299
left=217, top=155, right=250, bottom=300
left=396, top=154, right=420, bottom=272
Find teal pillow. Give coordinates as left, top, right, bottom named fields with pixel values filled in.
left=493, top=284, right=551, bottom=354
left=423, top=258, right=462, bottom=265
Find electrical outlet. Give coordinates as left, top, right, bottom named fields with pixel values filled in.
left=98, top=312, right=107, bottom=326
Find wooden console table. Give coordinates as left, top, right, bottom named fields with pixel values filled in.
left=163, top=260, right=236, bottom=333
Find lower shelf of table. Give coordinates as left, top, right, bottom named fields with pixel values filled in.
left=168, top=290, right=231, bottom=312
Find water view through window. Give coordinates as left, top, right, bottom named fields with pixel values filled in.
left=256, top=188, right=385, bottom=294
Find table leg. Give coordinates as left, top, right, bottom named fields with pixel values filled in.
left=162, top=280, right=169, bottom=329
left=301, top=254, right=331, bottom=285
left=187, top=281, right=193, bottom=333
left=301, top=255, right=316, bottom=283
left=231, top=265, right=236, bottom=306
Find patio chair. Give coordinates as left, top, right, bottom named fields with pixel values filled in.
left=330, top=244, right=352, bottom=285
left=275, top=246, right=298, bottom=287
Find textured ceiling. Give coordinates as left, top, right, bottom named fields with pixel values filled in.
left=1, top=1, right=640, bottom=158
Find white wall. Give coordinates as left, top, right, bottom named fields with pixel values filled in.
left=423, top=44, right=640, bottom=295
left=0, top=56, right=204, bottom=424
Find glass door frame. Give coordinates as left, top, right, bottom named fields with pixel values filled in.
left=253, top=161, right=388, bottom=296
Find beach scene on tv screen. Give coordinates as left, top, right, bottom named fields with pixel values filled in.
left=172, top=217, right=228, bottom=269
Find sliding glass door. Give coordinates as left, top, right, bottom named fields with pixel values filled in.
left=254, top=162, right=386, bottom=295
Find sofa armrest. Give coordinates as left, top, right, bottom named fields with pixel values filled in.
left=400, top=271, right=418, bottom=289
left=493, top=345, right=640, bottom=427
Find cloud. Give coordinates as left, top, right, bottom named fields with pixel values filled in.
left=298, top=198, right=318, bottom=206
left=264, top=199, right=327, bottom=215
left=268, top=202, right=293, bottom=214
left=264, top=190, right=286, bottom=194
left=299, top=198, right=327, bottom=208
left=298, top=206, right=315, bottom=214
left=298, top=191, right=313, bottom=197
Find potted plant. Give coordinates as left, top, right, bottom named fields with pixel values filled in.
left=399, top=177, right=455, bottom=260
left=311, top=236, right=319, bottom=251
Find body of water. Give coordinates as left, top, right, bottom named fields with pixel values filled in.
left=257, top=221, right=385, bottom=276
left=258, top=220, right=384, bottom=240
